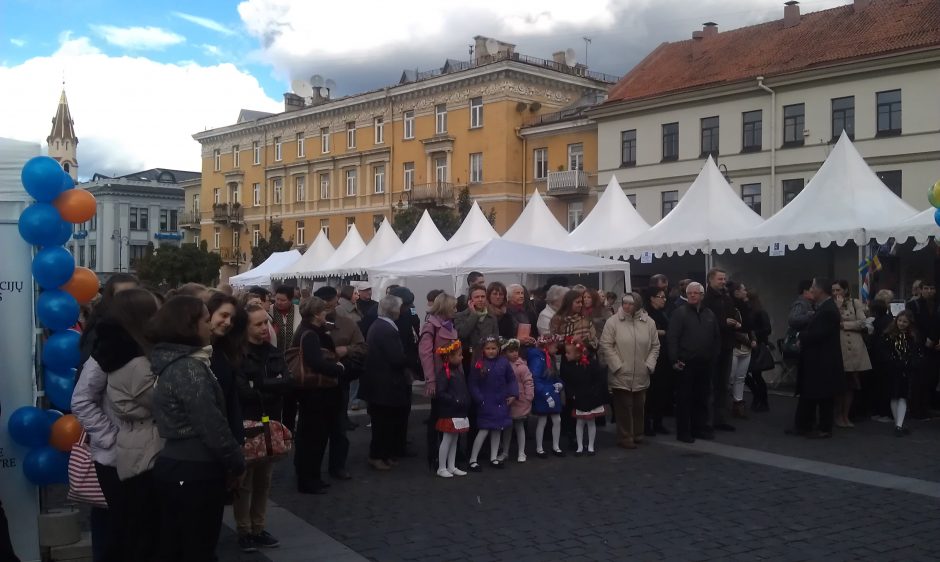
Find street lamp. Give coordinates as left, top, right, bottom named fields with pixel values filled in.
left=111, top=228, right=129, bottom=272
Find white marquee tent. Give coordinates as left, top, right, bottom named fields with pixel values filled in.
left=713, top=135, right=918, bottom=254
left=502, top=189, right=572, bottom=249
left=868, top=207, right=936, bottom=247
left=599, top=157, right=763, bottom=259
left=445, top=201, right=499, bottom=248
left=275, top=225, right=366, bottom=279
left=229, top=249, right=302, bottom=288
left=569, top=175, right=650, bottom=253
left=271, top=230, right=335, bottom=280
left=319, top=219, right=403, bottom=276
left=374, top=210, right=447, bottom=265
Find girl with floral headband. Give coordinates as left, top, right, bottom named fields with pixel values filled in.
left=530, top=334, right=565, bottom=458
left=498, top=339, right=535, bottom=463
left=434, top=341, right=470, bottom=478
left=561, top=338, right=608, bottom=456
left=467, top=336, right=518, bottom=471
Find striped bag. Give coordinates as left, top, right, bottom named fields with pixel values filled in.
left=67, top=432, right=108, bottom=508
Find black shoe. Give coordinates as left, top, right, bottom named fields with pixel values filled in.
left=655, top=425, right=671, bottom=435
left=643, top=428, right=656, bottom=437
left=574, top=451, right=584, bottom=457
left=535, top=451, right=548, bottom=459
left=252, top=530, right=280, bottom=549
left=692, top=431, right=715, bottom=440
left=586, top=450, right=596, bottom=456
left=468, top=462, right=482, bottom=472
left=238, top=534, right=257, bottom=553
left=714, top=423, right=736, bottom=432
left=297, top=481, right=330, bottom=494
left=329, top=469, right=352, bottom=480
left=784, top=428, right=808, bottom=437
left=677, top=435, right=695, bottom=444
left=490, top=459, right=505, bottom=469
left=895, top=426, right=911, bottom=437
left=552, top=449, right=566, bottom=458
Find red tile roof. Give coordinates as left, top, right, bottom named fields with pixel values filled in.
left=606, top=0, right=940, bottom=104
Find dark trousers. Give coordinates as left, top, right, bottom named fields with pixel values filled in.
left=118, top=471, right=160, bottom=562
left=92, top=463, right=122, bottom=562
left=426, top=399, right=440, bottom=470
left=645, top=365, right=674, bottom=430
left=155, top=476, right=226, bottom=562
left=794, top=396, right=835, bottom=434
left=294, top=387, right=349, bottom=485
left=711, top=349, right=733, bottom=425
left=675, top=362, right=711, bottom=439
left=368, top=403, right=410, bottom=461
left=0, top=500, right=19, bottom=562
left=745, top=369, right=770, bottom=408
left=281, top=395, right=298, bottom=433
left=910, top=357, right=938, bottom=418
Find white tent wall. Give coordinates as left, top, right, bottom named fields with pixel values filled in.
left=625, top=253, right=711, bottom=288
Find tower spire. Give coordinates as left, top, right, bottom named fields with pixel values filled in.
left=47, top=86, right=78, bottom=181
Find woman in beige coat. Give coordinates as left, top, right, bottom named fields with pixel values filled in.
left=599, top=293, right=660, bottom=449
left=832, top=280, right=872, bottom=428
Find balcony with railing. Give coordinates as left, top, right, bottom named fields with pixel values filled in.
left=546, top=170, right=591, bottom=198
left=179, top=210, right=201, bottom=230
left=217, top=246, right=245, bottom=264
left=212, top=203, right=244, bottom=224
left=406, top=182, right=456, bottom=207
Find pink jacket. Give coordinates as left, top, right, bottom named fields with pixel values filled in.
left=418, top=314, right=459, bottom=396
left=509, top=357, right=535, bottom=418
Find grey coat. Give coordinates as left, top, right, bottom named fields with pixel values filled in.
left=107, top=356, right=165, bottom=480
left=455, top=308, right=499, bottom=352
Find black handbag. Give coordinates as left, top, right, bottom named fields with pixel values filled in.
left=781, top=329, right=801, bottom=360
left=751, top=343, right=775, bottom=372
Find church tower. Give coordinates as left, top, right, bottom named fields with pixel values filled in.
left=47, top=88, right=78, bottom=181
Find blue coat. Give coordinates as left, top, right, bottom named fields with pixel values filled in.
left=468, top=356, right=518, bottom=430
left=528, top=347, right=563, bottom=415
left=436, top=364, right=470, bottom=419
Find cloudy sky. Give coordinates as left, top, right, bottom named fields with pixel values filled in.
left=0, top=0, right=847, bottom=179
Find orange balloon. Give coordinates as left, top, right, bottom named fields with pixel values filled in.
left=54, top=189, right=96, bottom=224
left=61, top=267, right=100, bottom=304
left=50, top=414, right=83, bottom=452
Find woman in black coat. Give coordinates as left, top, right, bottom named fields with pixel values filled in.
left=643, top=287, right=673, bottom=435
left=745, top=291, right=773, bottom=412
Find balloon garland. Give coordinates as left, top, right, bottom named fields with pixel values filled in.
left=6, top=156, right=100, bottom=485
left=931, top=180, right=940, bottom=227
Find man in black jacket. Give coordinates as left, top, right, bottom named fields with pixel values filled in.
left=702, top=268, right=739, bottom=432
left=667, top=282, right=720, bottom=443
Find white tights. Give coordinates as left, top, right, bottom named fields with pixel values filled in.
left=535, top=414, right=561, bottom=453
left=575, top=418, right=597, bottom=452
left=500, top=420, right=527, bottom=459
left=469, top=429, right=501, bottom=464
left=437, top=433, right=458, bottom=472
left=730, top=353, right=751, bottom=402
left=890, top=398, right=908, bottom=429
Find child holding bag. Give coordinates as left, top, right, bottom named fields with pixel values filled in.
left=498, top=339, right=534, bottom=463
left=434, top=341, right=470, bottom=478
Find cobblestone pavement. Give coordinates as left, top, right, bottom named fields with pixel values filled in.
left=216, top=392, right=940, bottom=561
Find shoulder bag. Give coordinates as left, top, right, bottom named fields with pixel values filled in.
left=67, top=431, right=108, bottom=508
left=285, top=331, right=339, bottom=389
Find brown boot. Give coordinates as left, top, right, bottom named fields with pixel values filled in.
left=732, top=400, right=749, bottom=419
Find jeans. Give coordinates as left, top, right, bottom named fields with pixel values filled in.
left=730, top=352, right=751, bottom=402
left=155, top=476, right=226, bottom=562
left=294, top=387, right=349, bottom=486
left=233, top=460, right=274, bottom=536
left=92, top=463, right=122, bottom=562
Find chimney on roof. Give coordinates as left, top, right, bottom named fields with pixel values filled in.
left=702, top=22, right=718, bottom=38
left=854, top=0, right=871, bottom=10
left=691, top=31, right=705, bottom=59
left=284, top=92, right=304, bottom=112
left=784, top=1, right=801, bottom=28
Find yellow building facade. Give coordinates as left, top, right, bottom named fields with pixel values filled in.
left=193, top=38, right=616, bottom=279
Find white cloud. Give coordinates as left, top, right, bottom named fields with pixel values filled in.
left=9, top=38, right=25, bottom=47
left=201, top=44, right=223, bottom=57
left=0, top=34, right=282, bottom=177
left=91, top=25, right=186, bottom=50
left=172, top=12, right=236, bottom=36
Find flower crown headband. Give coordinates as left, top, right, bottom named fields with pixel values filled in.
left=564, top=336, right=590, bottom=366
left=436, top=340, right=462, bottom=356
left=500, top=338, right=520, bottom=351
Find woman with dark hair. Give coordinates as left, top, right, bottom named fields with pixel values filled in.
left=582, top=288, right=611, bottom=338
left=207, top=292, right=246, bottom=445
left=727, top=281, right=756, bottom=420
left=881, top=309, right=922, bottom=436
left=643, top=286, right=673, bottom=435
left=79, top=273, right=140, bottom=366
left=337, top=285, right=362, bottom=323
left=149, top=296, right=246, bottom=562
left=486, top=282, right=517, bottom=340
left=549, top=289, right=595, bottom=344
left=745, top=290, right=773, bottom=412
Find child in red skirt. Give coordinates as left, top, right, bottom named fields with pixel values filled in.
left=560, top=339, right=607, bottom=456
left=435, top=341, right=470, bottom=478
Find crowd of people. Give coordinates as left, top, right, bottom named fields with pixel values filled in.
left=65, top=267, right=939, bottom=561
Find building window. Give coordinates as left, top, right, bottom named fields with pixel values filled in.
left=229, top=185, right=240, bottom=204
left=374, top=117, right=384, bottom=144
left=831, top=96, right=855, bottom=140
left=273, top=178, right=283, bottom=204
left=876, top=89, right=902, bottom=136
left=192, top=193, right=200, bottom=214
left=233, top=145, right=240, bottom=167
left=661, top=190, right=679, bottom=217
left=320, top=219, right=330, bottom=239
left=435, top=157, right=448, bottom=184
left=130, top=207, right=138, bottom=230
left=130, top=207, right=149, bottom=231
left=534, top=148, right=548, bottom=180
left=567, top=202, right=584, bottom=232
left=470, top=97, right=483, bottom=128
left=373, top=165, right=385, bottom=194
left=252, top=224, right=260, bottom=247
left=662, top=123, right=679, bottom=161
left=782, top=178, right=804, bottom=206
left=346, top=217, right=356, bottom=232
left=700, top=116, right=719, bottom=158
left=213, top=188, right=221, bottom=204
left=78, top=245, right=85, bottom=267
left=435, top=104, right=447, bottom=134
left=160, top=210, right=169, bottom=232
left=296, top=133, right=305, bottom=157
left=88, top=245, right=96, bottom=270
left=742, top=110, right=762, bottom=152
left=213, top=149, right=220, bottom=171
left=170, top=210, right=179, bottom=230
left=469, top=153, right=483, bottom=183
left=252, top=183, right=261, bottom=206
left=274, top=136, right=282, bottom=161
left=403, top=162, right=414, bottom=191
left=741, top=183, right=761, bottom=215
left=346, top=122, right=356, bottom=149
left=620, top=130, right=637, bottom=167
left=296, top=220, right=305, bottom=245
left=295, top=176, right=305, bottom=202
left=253, top=141, right=261, bottom=164
left=320, top=173, right=330, bottom=199
left=321, top=127, right=330, bottom=153
left=90, top=214, right=97, bottom=231
left=233, top=230, right=239, bottom=250
left=877, top=170, right=902, bottom=198
left=626, top=194, right=637, bottom=208
left=130, top=245, right=148, bottom=269
left=213, top=227, right=221, bottom=249
left=567, top=143, right=584, bottom=171
left=783, top=104, right=805, bottom=146
left=139, top=209, right=149, bottom=231
left=403, top=110, right=415, bottom=139
left=345, top=169, right=357, bottom=196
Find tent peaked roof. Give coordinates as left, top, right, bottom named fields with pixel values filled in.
left=502, top=190, right=571, bottom=249
left=603, top=157, right=763, bottom=258
left=376, top=210, right=447, bottom=265
left=271, top=230, right=335, bottom=280
left=445, top=201, right=499, bottom=248
left=322, top=219, right=403, bottom=275
left=868, top=207, right=936, bottom=247
left=569, top=175, right=650, bottom=253
left=284, top=225, right=366, bottom=279
left=714, top=135, right=918, bottom=253
left=230, top=249, right=302, bottom=287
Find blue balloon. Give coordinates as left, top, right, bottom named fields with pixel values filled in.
left=61, top=174, right=75, bottom=192
left=7, top=406, right=53, bottom=448
left=934, top=208, right=940, bottom=228
left=32, top=246, right=75, bottom=289
left=44, top=369, right=76, bottom=411
left=37, top=290, right=80, bottom=331
left=45, top=220, right=73, bottom=247
left=21, top=156, right=67, bottom=203
left=18, top=203, right=68, bottom=247
left=42, top=330, right=81, bottom=371
left=23, top=446, right=70, bottom=486
left=45, top=409, right=64, bottom=423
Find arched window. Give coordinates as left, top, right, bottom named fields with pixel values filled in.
left=64, top=163, right=70, bottom=172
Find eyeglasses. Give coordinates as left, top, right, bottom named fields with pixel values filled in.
left=652, top=295, right=666, bottom=299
